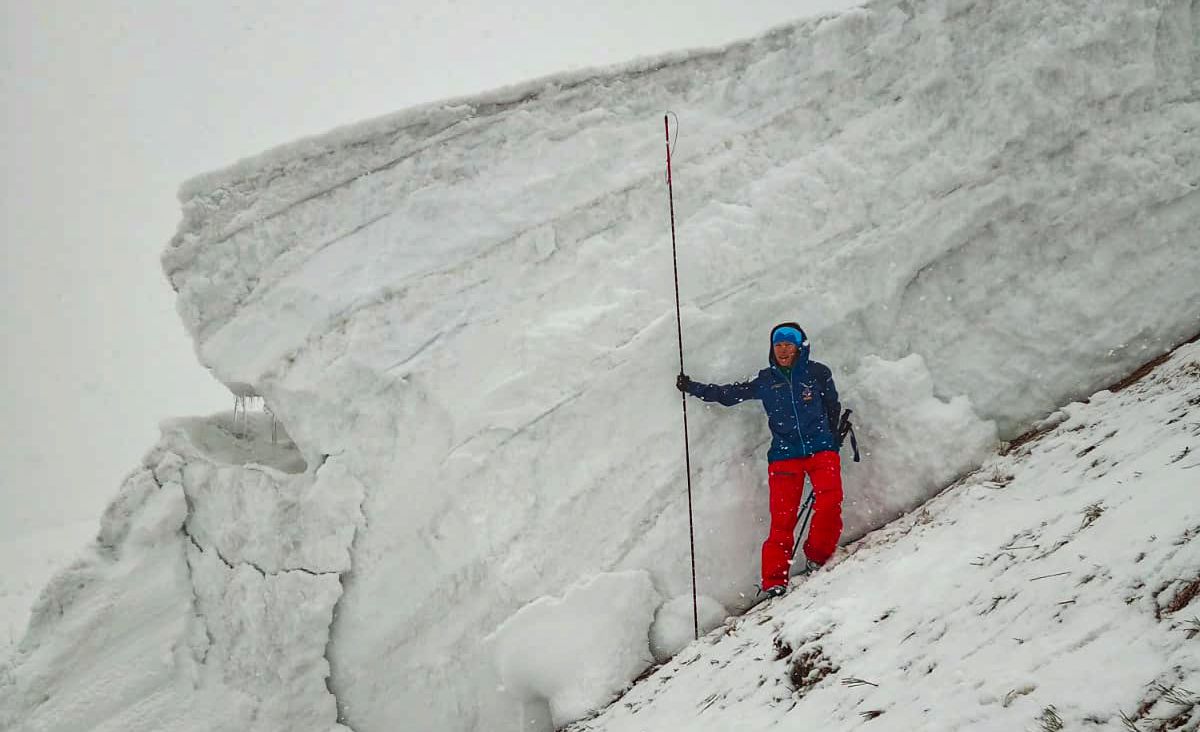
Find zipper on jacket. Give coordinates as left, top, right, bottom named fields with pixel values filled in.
left=781, top=367, right=809, bottom=456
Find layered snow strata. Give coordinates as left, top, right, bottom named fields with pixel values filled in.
left=0, top=414, right=361, bottom=732
left=152, top=0, right=1200, bottom=729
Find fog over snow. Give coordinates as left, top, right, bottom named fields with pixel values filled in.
left=1, top=0, right=1197, bottom=730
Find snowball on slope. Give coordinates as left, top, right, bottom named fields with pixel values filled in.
left=649, top=594, right=728, bottom=662
left=487, top=571, right=662, bottom=727
left=840, top=354, right=998, bottom=541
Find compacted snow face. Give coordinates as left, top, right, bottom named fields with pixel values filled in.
left=5, top=0, right=1199, bottom=730
left=571, top=342, right=1200, bottom=732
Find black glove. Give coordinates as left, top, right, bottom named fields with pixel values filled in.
left=676, top=373, right=693, bottom=393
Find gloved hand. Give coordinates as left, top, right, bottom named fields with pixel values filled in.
left=676, top=373, right=693, bottom=393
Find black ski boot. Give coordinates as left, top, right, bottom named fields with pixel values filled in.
left=758, top=584, right=787, bottom=600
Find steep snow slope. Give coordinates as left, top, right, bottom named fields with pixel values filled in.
left=571, top=341, right=1200, bottom=732
left=3, top=0, right=1198, bottom=730
left=0, top=415, right=359, bottom=732
left=0, top=522, right=94, bottom=657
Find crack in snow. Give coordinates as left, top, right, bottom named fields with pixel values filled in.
left=146, top=469, right=215, bottom=668
left=181, top=528, right=336, bottom=578
left=320, top=456, right=368, bottom=732
left=166, top=435, right=359, bottom=730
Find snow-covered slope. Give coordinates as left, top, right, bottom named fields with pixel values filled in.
left=0, top=522, right=95, bottom=657
left=571, top=340, right=1200, bottom=732
left=2, top=0, right=1198, bottom=730
left=0, top=415, right=359, bottom=732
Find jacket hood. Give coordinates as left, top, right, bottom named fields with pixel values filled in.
left=769, top=321, right=811, bottom=369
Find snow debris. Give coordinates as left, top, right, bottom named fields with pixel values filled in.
left=649, top=594, right=729, bottom=663
left=487, top=571, right=662, bottom=729
left=840, top=353, right=998, bottom=541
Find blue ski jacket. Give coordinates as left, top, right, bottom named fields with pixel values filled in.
left=685, top=324, right=841, bottom=463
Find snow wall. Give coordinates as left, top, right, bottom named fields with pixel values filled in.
left=3, top=0, right=1198, bottom=730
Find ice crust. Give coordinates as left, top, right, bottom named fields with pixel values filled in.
left=3, top=0, right=1199, bottom=730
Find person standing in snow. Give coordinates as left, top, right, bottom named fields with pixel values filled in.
left=676, top=322, right=843, bottom=599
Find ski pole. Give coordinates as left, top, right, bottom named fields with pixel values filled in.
left=664, top=112, right=700, bottom=642
left=791, top=488, right=816, bottom=566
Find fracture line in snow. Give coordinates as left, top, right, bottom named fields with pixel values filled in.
left=163, top=434, right=362, bottom=731
left=321, top=454, right=367, bottom=732
left=146, top=467, right=216, bottom=669
left=180, top=528, right=338, bottom=578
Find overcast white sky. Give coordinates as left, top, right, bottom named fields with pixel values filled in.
left=0, top=0, right=859, bottom=537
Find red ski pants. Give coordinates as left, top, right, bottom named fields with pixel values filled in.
left=762, top=451, right=843, bottom=589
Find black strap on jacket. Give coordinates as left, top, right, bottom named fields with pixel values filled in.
left=838, top=409, right=861, bottom=462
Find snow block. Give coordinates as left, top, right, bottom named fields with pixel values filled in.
left=649, top=594, right=729, bottom=662
left=487, top=571, right=662, bottom=728
left=840, top=354, right=998, bottom=541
